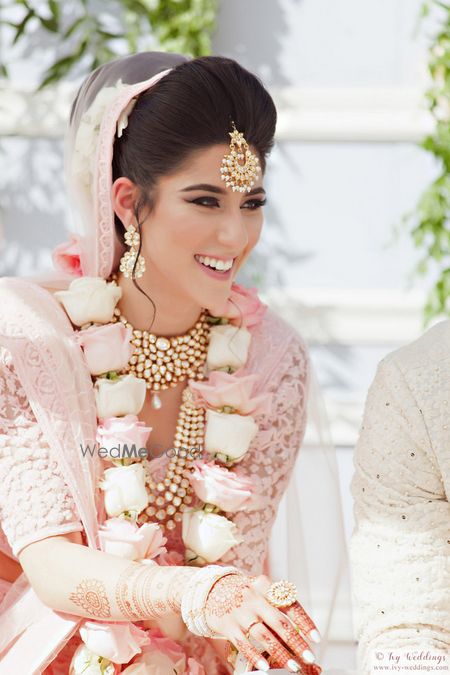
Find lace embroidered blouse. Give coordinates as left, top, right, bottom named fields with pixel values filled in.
left=350, top=319, right=450, bottom=673
left=0, top=309, right=309, bottom=575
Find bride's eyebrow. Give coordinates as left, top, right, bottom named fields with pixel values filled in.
left=180, top=183, right=266, bottom=196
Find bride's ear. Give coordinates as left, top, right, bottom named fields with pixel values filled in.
left=112, top=177, right=140, bottom=230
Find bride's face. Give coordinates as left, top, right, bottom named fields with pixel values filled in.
left=114, top=144, right=266, bottom=315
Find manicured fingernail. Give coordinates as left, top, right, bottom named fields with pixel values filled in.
left=302, top=649, right=316, bottom=664
left=256, top=658, right=270, bottom=671
left=287, top=659, right=301, bottom=672
left=309, top=629, right=321, bottom=643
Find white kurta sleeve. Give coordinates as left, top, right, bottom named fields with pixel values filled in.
left=350, top=356, right=450, bottom=673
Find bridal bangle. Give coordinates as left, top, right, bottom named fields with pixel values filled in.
left=181, top=565, right=239, bottom=638
left=265, top=580, right=298, bottom=608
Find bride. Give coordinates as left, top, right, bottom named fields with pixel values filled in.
left=0, top=52, right=350, bottom=674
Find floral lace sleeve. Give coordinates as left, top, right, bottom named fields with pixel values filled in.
left=0, top=347, right=83, bottom=558
left=350, top=357, right=450, bottom=673
left=220, top=334, right=309, bottom=575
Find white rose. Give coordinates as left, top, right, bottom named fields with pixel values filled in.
left=100, top=464, right=149, bottom=517
left=69, top=644, right=116, bottom=675
left=206, top=324, right=251, bottom=372
left=182, top=509, right=242, bottom=562
left=54, top=277, right=122, bottom=326
left=204, top=409, right=258, bottom=462
left=94, top=374, right=146, bottom=419
left=79, top=621, right=149, bottom=665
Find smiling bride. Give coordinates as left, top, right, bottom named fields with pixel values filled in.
left=0, top=52, right=351, bottom=674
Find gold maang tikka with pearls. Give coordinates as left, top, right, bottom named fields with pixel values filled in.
left=220, top=121, right=261, bottom=193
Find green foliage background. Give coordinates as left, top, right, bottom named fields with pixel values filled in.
left=408, top=0, right=450, bottom=323
left=0, top=0, right=218, bottom=88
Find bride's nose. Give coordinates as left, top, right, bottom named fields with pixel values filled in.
left=216, top=213, right=249, bottom=252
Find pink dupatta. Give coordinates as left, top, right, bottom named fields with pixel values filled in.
left=0, top=277, right=103, bottom=673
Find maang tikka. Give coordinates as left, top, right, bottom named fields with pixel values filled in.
left=119, top=224, right=146, bottom=278
left=220, top=121, right=261, bottom=193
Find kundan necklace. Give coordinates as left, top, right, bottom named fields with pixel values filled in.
left=112, top=306, right=211, bottom=410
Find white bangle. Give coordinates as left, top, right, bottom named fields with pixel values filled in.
left=181, top=565, right=239, bottom=638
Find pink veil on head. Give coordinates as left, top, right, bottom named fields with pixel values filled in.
left=28, top=51, right=188, bottom=291
left=64, top=51, right=188, bottom=280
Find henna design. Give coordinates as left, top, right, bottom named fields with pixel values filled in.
left=69, top=578, right=111, bottom=618
left=235, top=638, right=267, bottom=670
left=279, top=617, right=311, bottom=661
left=286, top=602, right=316, bottom=636
left=206, top=574, right=251, bottom=618
left=302, top=665, right=322, bottom=675
left=264, top=636, right=292, bottom=665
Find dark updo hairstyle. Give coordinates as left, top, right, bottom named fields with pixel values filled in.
left=112, top=55, right=277, bottom=237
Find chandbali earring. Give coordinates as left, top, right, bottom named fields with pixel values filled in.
left=119, top=224, right=145, bottom=278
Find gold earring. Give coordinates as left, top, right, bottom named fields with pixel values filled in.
left=119, top=224, right=145, bottom=278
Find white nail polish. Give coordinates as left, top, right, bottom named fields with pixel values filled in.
left=256, top=658, right=270, bottom=671
left=287, top=658, right=301, bottom=672
left=309, top=628, right=321, bottom=643
left=302, top=649, right=316, bottom=664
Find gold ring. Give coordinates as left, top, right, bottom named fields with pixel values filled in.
left=265, top=580, right=297, bottom=608
left=245, top=620, right=262, bottom=640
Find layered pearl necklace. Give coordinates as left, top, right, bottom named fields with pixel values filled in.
left=139, top=387, right=204, bottom=531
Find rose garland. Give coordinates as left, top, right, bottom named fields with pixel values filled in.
left=53, top=274, right=270, bottom=674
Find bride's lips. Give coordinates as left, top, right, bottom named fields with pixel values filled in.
left=194, top=256, right=235, bottom=281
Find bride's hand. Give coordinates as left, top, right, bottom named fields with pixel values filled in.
left=204, top=573, right=322, bottom=673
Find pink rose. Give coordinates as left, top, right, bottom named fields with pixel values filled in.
left=157, top=549, right=184, bottom=566
left=96, top=415, right=151, bottom=464
left=187, top=658, right=206, bottom=675
left=131, top=628, right=186, bottom=673
left=79, top=620, right=149, bottom=664
left=215, top=283, right=267, bottom=328
left=76, top=322, right=135, bottom=375
left=189, top=370, right=271, bottom=416
left=189, top=460, right=257, bottom=512
left=52, top=234, right=83, bottom=277
left=99, top=518, right=167, bottom=561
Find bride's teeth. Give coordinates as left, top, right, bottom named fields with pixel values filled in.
left=196, top=255, right=233, bottom=271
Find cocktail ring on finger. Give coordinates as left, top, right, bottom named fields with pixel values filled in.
left=265, top=580, right=297, bottom=608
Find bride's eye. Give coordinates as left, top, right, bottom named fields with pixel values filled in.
left=242, top=198, right=267, bottom=210
left=190, top=197, right=220, bottom=208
